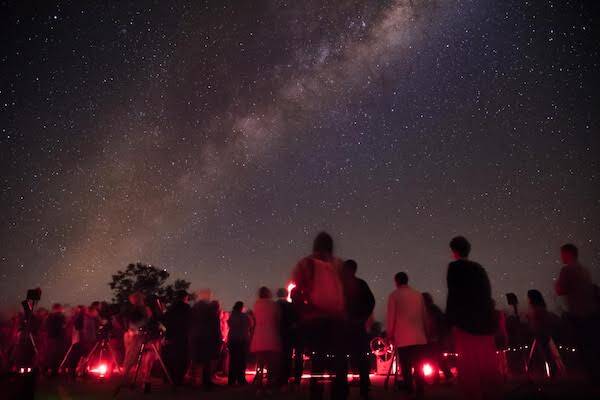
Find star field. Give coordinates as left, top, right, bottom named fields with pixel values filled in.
left=1, top=0, right=599, bottom=319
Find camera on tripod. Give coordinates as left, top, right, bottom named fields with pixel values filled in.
left=95, top=302, right=120, bottom=340
left=138, top=319, right=166, bottom=342
left=96, top=319, right=113, bottom=341
left=13, top=288, right=42, bottom=371
left=21, top=288, right=42, bottom=324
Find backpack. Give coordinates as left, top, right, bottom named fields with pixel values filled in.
left=294, top=257, right=345, bottom=318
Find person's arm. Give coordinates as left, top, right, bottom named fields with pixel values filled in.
left=365, top=282, right=376, bottom=317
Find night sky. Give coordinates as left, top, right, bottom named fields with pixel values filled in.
left=1, top=0, right=599, bottom=320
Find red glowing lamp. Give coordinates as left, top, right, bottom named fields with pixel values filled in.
left=89, top=363, right=109, bottom=378
left=422, top=362, right=434, bottom=377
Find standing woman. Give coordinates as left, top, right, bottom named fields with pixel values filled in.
left=250, top=287, right=282, bottom=392
left=227, top=301, right=250, bottom=386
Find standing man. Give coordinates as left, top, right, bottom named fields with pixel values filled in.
left=44, top=303, right=67, bottom=377
left=446, top=236, right=500, bottom=400
left=555, top=243, right=599, bottom=381
left=189, top=290, right=222, bottom=390
left=386, top=272, right=427, bottom=397
left=276, top=287, right=297, bottom=386
left=162, top=290, right=191, bottom=386
left=291, top=231, right=348, bottom=400
left=342, top=259, right=375, bottom=400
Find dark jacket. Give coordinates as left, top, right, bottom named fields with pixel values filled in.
left=276, top=299, right=298, bottom=345
left=227, top=310, right=250, bottom=343
left=343, top=276, right=375, bottom=323
left=45, top=312, right=66, bottom=339
left=190, top=300, right=222, bottom=362
left=446, top=259, right=497, bottom=335
left=163, top=300, right=191, bottom=343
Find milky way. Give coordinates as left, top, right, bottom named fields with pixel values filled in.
left=1, top=0, right=599, bottom=319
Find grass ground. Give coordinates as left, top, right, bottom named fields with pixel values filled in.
left=3, top=373, right=600, bottom=400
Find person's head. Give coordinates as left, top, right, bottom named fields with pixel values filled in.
left=258, top=286, right=272, bottom=299
left=313, top=231, right=334, bottom=256
left=90, top=301, right=100, bottom=311
left=52, top=303, right=63, bottom=313
left=342, top=259, right=358, bottom=277
left=450, top=236, right=471, bottom=260
left=527, top=289, right=546, bottom=309
left=394, top=272, right=408, bottom=287
left=422, top=292, right=434, bottom=307
left=233, top=301, right=244, bottom=312
left=560, top=243, right=579, bottom=265
left=276, top=288, right=288, bottom=300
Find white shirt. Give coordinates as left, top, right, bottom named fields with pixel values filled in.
left=386, top=285, right=427, bottom=348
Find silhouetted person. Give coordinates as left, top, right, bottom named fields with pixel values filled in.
left=189, top=290, right=222, bottom=390
left=386, top=272, right=427, bottom=397
left=251, top=287, right=282, bottom=392
left=66, top=305, right=85, bottom=374
left=422, top=292, right=453, bottom=381
left=291, top=231, right=348, bottom=400
left=526, top=289, right=561, bottom=377
left=121, top=292, right=154, bottom=392
left=44, top=303, right=67, bottom=376
left=227, top=301, right=250, bottom=386
left=555, top=243, right=599, bottom=381
left=162, top=290, right=191, bottom=385
left=342, top=259, right=375, bottom=399
left=276, top=287, right=297, bottom=386
left=446, top=236, right=501, bottom=400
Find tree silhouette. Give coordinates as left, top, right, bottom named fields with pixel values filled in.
left=109, top=262, right=191, bottom=306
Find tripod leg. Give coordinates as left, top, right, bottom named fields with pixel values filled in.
left=107, top=343, right=122, bottom=373
left=526, top=339, right=537, bottom=375
left=98, top=345, right=104, bottom=368
left=83, top=342, right=99, bottom=365
left=28, top=333, right=39, bottom=355
left=78, top=342, right=100, bottom=375
left=58, top=343, right=75, bottom=371
left=151, top=343, right=174, bottom=385
left=384, top=348, right=396, bottom=391
left=132, top=342, right=146, bottom=387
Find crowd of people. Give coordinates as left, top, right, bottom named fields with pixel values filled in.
left=0, top=233, right=599, bottom=400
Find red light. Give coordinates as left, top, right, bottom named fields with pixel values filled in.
left=422, top=363, right=434, bottom=377
left=90, top=363, right=108, bottom=377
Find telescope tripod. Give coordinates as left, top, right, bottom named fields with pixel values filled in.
left=113, top=336, right=173, bottom=398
